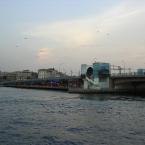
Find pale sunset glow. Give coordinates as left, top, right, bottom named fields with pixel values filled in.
left=38, top=48, right=50, bottom=59
left=0, top=0, right=145, bottom=72
left=1, top=1, right=145, bottom=144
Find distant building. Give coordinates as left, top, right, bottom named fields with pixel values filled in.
left=38, top=68, right=66, bottom=79
left=0, top=70, right=37, bottom=82
left=16, top=70, right=38, bottom=80
left=0, top=72, right=17, bottom=81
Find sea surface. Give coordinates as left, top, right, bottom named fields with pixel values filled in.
left=0, top=87, right=145, bottom=145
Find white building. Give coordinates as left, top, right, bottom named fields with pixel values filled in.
left=38, top=68, right=66, bottom=79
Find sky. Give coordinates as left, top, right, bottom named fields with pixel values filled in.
left=0, top=0, right=145, bottom=75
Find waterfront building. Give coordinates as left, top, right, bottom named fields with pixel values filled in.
left=0, top=70, right=37, bottom=82
left=38, top=68, right=66, bottom=79
left=137, top=69, right=145, bottom=75
left=81, top=62, right=110, bottom=90
left=16, top=70, right=38, bottom=80
left=0, top=72, right=17, bottom=81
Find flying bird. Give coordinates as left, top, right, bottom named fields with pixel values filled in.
left=106, top=33, right=110, bottom=36
left=16, top=44, right=19, bottom=47
left=24, top=37, right=30, bottom=40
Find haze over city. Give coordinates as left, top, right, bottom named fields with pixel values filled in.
left=0, top=0, right=145, bottom=74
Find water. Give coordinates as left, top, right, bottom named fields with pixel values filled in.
left=0, top=87, right=145, bottom=145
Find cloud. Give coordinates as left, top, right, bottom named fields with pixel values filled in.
left=31, top=20, right=96, bottom=48
left=30, top=1, right=145, bottom=46
left=27, top=0, right=145, bottom=71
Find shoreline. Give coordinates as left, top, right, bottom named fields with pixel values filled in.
left=1, top=86, right=145, bottom=96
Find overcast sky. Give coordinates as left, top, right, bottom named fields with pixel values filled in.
left=0, top=0, right=145, bottom=74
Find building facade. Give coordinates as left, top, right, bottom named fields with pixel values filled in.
left=38, top=68, right=66, bottom=79
left=137, top=69, right=145, bottom=75
left=0, top=70, right=37, bottom=81
left=0, top=72, right=17, bottom=81
left=81, top=62, right=110, bottom=90
left=16, top=70, right=38, bottom=80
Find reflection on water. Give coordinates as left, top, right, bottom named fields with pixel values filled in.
left=0, top=87, right=145, bottom=145
left=80, top=94, right=145, bottom=101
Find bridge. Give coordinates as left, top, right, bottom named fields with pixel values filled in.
left=1, top=66, right=145, bottom=94
left=0, top=76, right=81, bottom=91
left=0, top=77, right=70, bottom=91
left=110, top=74, right=145, bottom=94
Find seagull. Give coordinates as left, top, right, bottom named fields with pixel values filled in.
left=106, top=33, right=110, bottom=36
left=24, top=37, right=29, bottom=40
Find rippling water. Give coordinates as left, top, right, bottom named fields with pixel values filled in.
left=0, top=87, right=145, bottom=145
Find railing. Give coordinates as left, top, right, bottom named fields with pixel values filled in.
left=111, top=72, right=145, bottom=77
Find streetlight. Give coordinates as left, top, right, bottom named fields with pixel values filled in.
left=58, top=63, right=64, bottom=73
left=122, top=60, right=125, bottom=74
left=70, top=70, right=73, bottom=76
